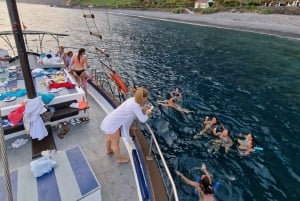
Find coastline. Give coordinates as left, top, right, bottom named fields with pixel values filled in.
left=106, top=9, right=300, bottom=40
left=11, top=0, right=300, bottom=39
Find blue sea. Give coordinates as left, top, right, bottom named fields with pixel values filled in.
left=1, top=3, right=299, bottom=201
left=106, top=12, right=300, bottom=201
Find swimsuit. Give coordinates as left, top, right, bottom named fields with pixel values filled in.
left=74, top=69, right=85, bottom=76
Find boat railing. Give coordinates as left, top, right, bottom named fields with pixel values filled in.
left=141, top=123, right=179, bottom=201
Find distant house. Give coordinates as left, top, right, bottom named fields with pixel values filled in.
left=292, top=0, right=300, bottom=6
left=194, top=0, right=213, bottom=9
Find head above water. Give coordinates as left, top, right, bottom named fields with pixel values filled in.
left=246, top=133, right=253, bottom=140
left=134, top=87, right=149, bottom=106
left=200, top=175, right=213, bottom=195
left=211, top=117, right=217, bottom=124
left=222, top=129, right=229, bottom=136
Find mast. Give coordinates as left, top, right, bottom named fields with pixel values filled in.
left=5, top=0, right=37, bottom=98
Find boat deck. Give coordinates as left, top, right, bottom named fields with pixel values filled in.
left=0, top=94, right=139, bottom=201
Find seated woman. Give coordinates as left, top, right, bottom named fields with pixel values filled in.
left=176, top=164, right=214, bottom=201
left=157, top=97, right=193, bottom=113
left=64, top=51, right=73, bottom=70
left=237, top=133, right=258, bottom=155
left=170, top=87, right=182, bottom=99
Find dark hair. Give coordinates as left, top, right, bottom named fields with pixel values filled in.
left=200, top=175, right=214, bottom=194
left=251, top=138, right=258, bottom=148
left=67, top=51, right=73, bottom=56
left=78, top=48, right=85, bottom=61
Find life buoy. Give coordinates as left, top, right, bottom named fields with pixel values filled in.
left=110, top=72, right=128, bottom=94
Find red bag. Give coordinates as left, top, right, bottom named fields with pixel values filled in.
left=8, top=104, right=25, bottom=126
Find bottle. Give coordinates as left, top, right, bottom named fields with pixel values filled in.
left=254, top=146, right=263, bottom=151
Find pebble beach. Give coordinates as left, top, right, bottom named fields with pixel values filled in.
left=107, top=9, right=300, bottom=39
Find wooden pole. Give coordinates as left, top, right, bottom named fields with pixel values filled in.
left=6, top=0, right=37, bottom=98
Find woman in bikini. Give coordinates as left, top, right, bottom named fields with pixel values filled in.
left=69, top=48, right=88, bottom=94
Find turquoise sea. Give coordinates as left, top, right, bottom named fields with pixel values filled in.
left=1, top=3, right=299, bottom=201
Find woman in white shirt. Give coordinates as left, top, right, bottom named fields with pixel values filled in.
left=100, top=87, right=153, bottom=163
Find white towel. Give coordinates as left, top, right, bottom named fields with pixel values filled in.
left=23, top=96, right=48, bottom=140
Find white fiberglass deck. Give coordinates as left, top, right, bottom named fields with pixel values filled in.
left=0, top=95, right=139, bottom=201
left=0, top=146, right=101, bottom=201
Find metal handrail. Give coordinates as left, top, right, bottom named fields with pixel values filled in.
left=144, top=123, right=179, bottom=201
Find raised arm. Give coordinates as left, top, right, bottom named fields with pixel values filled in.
left=176, top=171, right=199, bottom=188
left=157, top=100, right=168, bottom=106
left=200, top=164, right=212, bottom=184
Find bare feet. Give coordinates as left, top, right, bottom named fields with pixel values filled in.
left=106, top=149, right=113, bottom=155
left=117, top=156, right=130, bottom=164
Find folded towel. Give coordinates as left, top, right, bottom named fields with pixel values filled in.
left=30, top=156, right=56, bottom=177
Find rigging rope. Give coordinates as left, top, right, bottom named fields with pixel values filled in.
left=78, top=1, right=128, bottom=99
left=79, top=2, right=112, bottom=72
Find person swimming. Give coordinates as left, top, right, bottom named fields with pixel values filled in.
left=194, top=116, right=220, bottom=139
left=176, top=164, right=215, bottom=201
left=157, top=97, right=193, bottom=113
left=237, top=133, right=258, bottom=155
left=209, top=128, right=233, bottom=153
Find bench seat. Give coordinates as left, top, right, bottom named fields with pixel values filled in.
left=47, top=100, right=79, bottom=122
left=3, top=100, right=81, bottom=136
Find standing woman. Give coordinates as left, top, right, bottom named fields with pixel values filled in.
left=100, top=87, right=153, bottom=163
left=69, top=48, right=88, bottom=93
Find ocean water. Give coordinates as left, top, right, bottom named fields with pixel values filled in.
left=0, top=3, right=299, bottom=201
